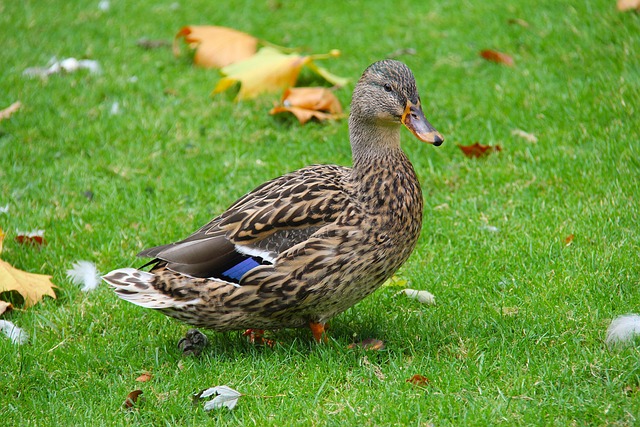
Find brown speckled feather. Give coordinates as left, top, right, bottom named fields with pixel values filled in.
left=103, top=59, right=443, bottom=338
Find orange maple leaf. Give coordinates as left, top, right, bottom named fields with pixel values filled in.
left=458, top=142, right=502, bottom=158
left=406, top=374, right=430, bottom=386
left=270, top=87, right=343, bottom=124
left=213, top=47, right=347, bottom=100
left=480, top=49, right=515, bottom=67
left=173, top=26, right=258, bottom=68
left=0, top=229, right=56, bottom=307
left=135, top=372, right=153, bottom=383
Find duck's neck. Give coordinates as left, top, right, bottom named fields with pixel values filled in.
left=349, top=115, right=403, bottom=172
left=348, top=116, right=423, bottom=220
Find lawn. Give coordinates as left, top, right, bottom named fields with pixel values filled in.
left=1, top=0, right=639, bottom=425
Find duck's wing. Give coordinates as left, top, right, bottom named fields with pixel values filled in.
left=138, top=164, right=351, bottom=279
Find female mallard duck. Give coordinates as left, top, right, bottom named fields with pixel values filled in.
left=103, top=59, right=443, bottom=344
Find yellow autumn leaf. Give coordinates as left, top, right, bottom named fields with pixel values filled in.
left=0, top=300, right=12, bottom=316
left=618, top=0, right=640, bottom=11
left=0, top=229, right=56, bottom=308
left=270, top=87, right=343, bottom=124
left=0, top=101, right=21, bottom=121
left=173, top=26, right=258, bottom=68
left=213, top=47, right=347, bottom=100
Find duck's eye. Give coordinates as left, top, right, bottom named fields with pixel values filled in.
left=383, top=83, right=393, bottom=93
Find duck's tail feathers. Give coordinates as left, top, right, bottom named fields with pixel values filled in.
left=103, top=268, right=201, bottom=309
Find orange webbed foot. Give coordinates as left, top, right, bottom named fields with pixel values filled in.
left=243, top=329, right=275, bottom=347
left=309, top=322, right=328, bottom=343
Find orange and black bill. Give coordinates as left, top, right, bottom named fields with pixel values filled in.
left=401, top=100, right=444, bottom=146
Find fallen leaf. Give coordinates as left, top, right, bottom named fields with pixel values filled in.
left=382, top=275, right=409, bottom=288
left=135, top=372, right=152, bottom=383
left=214, top=47, right=347, bottom=100
left=0, top=260, right=56, bottom=307
left=624, top=384, right=640, bottom=395
left=348, top=338, right=385, bottom=351
left=270, top=87, right=343, bottom=124
left=480, top=49, right=515, bottom=67
left=197, top=385, right=242, bottom=410
left=406, top=374, right=430, bottom=386
left=123, top=390, right=143, bottom=409
left=511, top=129, right=538, bottom=143
left=15, top=230, right=46, bottom=246
left=507, top=18, right=530, bottom=27
left=136, top=38, right=171, bottom=50
left=0, top=101, right=21, bottom=121
left=0, top=300, right=13, bottom=316
left=564, top=234, right=575, bottom=246
left=403, top=289, right=436, bottom=305
left=458, top=142, right=502, bottom=158
left=173, top=26, right=258, bottom=68
left=0, top=319, right=29, bottom=344
left=618, top=0, right=640, bottom=11
left=0, top=230, right=56, bottom=307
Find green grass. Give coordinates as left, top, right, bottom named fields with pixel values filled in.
left=1, top=0, right=639, bottom=425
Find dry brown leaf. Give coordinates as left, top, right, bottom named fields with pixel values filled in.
left=123, top=390, right=143, bottom=409
left=136, top=38, right=171, bottom=50
left=0, top=101, right=21, bottom=121
left=0, top=300, right=13, bottom=316
left=348, top=338, right=385, bottom=351
left=618, top=0, right=640, bottom=11
left=564, top=234, right=575, bottom=246
left=173, top=25, right=258, bottom=68
left=508, top=18, right=530, bottom=27
left=135, top=372, right=152, bottom=383
left=15, top=230, right=46, bottom=246
left=406, top=374, right=430, bottom=386
left=0, top=230, right=56, bottom=307
left=480, top=49, right=515, bottom=67
left=214, top=47, right=346, bottom=100
left=458, top=142, right=502, bottom=158
left=270, top=87, right=343, bottom=124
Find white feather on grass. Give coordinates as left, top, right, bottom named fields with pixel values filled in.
left=606, top=314, right=640, bottom=346
left=66, top=260, right=100, bottom=292
left=199, top=385, right=242, bottom=410
left=403, top=289, right=436, bottom=305
left=0, top=320, right=29, bottom=345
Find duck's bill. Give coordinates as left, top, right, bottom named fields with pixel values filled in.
left=401, top=101, right=444, bottom=146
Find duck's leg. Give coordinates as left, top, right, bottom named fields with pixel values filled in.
left=309, top=322, right=328, bottom=343
left=242, top=329, right=275, bottom=347
left=178, top=329, right=209, bottom=356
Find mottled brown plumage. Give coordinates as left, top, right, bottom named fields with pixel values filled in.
left=103, top=60, right=443, bottom=342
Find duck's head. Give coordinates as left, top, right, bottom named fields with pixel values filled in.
left=350, top=60, right=444, bottom=146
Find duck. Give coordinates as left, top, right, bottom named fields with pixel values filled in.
left=103, top=59, right=443, bottom=345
